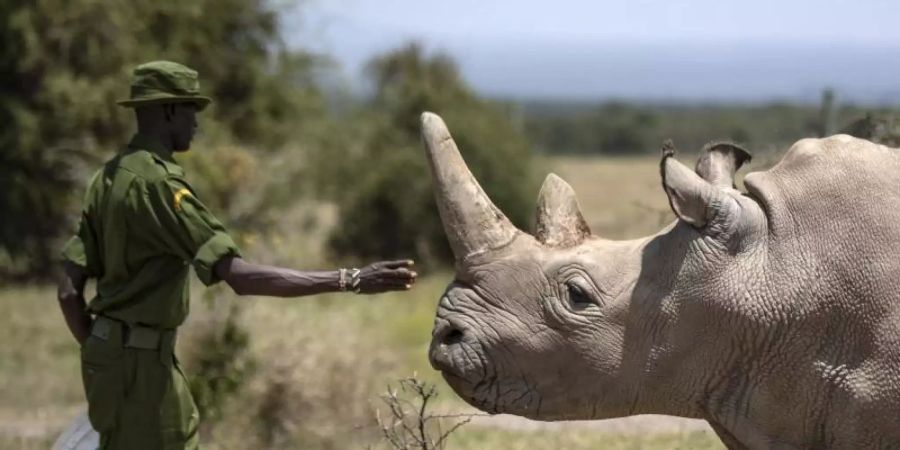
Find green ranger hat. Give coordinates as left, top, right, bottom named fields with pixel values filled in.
left=118, top=60, right=212, bottom=110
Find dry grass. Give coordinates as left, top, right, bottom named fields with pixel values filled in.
left=541, top=155, right=675, bottom=239
left=179, top=276, right=454, bottom=449
left=0, top=285, right=85, bottom=449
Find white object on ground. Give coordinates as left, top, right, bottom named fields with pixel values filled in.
left=52, top=411, right=99, bottom=450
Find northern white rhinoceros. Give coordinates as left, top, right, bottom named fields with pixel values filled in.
left=421, top=112, right=900, bottom=449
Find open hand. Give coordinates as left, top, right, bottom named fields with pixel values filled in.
left=356, top=259, right=417, bottom=294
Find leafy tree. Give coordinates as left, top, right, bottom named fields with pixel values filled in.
left=0, top=0, right=323, bottom=278
left=323, top=44, right=537, bottom=266
left=842, top=113, right=900, bottom=146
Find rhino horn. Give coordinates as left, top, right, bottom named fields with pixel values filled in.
left=420, top=112, right=519, bottom=260
left=694, top=142, right=752, bottom=188
left=534, top=174, right=591, bottom=247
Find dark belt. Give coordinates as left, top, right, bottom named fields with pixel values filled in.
left=90, top=315, right=174, bottom=350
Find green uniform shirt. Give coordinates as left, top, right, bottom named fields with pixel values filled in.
left=62, top=133, right=241, bottom=328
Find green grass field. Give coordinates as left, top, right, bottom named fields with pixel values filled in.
left=0, top=156, right=729, bottom=449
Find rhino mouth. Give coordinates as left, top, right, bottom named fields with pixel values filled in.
left=440, top=367, right=542, bottom=416
left=441, top=371, right=500, bottom=413
left=431, top=344, right=491, bottom=390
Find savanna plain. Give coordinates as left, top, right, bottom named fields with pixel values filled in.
left=0, top=155, right=748, bottom=449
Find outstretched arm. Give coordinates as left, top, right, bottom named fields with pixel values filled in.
left=57, top=261, right=92, bottom=345
left=214, top=257, right=417, bottom=297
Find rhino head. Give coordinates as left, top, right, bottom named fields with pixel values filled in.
left=421, top=112, right=767, bottom=421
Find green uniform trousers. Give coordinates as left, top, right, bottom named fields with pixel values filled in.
left=81, top=320, right=199, bottom=449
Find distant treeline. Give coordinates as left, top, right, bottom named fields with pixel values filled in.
left=516, top=100, right=898, bottom=155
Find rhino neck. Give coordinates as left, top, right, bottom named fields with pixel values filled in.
left=620, top=214, right=885, bottom=448
left=568, top=224, right=714, bottom=419
left=618, top=226, right=712, bottom=418
left=614, top=221, right=771, bottom=421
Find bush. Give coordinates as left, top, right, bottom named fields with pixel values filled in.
left=184, top=290, right=256, bottom=423
left=375, top=377, right=474, bottom=450
left=841, top=113, right=900, bottom=146
left=191, top=294, right=405, bottom=449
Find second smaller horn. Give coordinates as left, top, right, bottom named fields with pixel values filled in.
left=534, top=174, right=591, bottom=247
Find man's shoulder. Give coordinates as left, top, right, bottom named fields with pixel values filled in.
left=118, top=150, right=184, bottom=183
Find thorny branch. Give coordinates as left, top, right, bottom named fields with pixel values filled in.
left=373, top=376, right=482, bottom=450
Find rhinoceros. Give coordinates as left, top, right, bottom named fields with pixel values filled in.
left=420, top=112, right=900, bottom=449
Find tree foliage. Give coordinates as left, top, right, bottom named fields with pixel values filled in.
left=0, top=0, right=322, bottom=277
left=323, top=44, right=537, bottom=266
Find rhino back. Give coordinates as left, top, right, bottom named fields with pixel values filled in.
left=740, top=135, right=900, bottom=445
left=743, top=134, right=900, bottom=295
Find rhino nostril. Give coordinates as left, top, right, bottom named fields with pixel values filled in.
left=433, top=319, right=466, bottom=349
left=444, top=328, right=464, bottom=345
left=430, top=323, right=467, bottom=373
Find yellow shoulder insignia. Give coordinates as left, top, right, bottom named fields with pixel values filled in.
left=174, top=188, right=192, bottom=211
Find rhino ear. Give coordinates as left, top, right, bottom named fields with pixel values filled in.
left=660, top=140, right=718, bottom=228
left=534, top=174, right=591, bottom=247
left=694, top=142, right=752, bottom=188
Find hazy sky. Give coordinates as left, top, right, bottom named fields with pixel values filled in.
left=287, top=1, right=900, bottom=103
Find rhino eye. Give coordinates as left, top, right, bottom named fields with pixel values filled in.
left=566, top=281, right=594, bottom=310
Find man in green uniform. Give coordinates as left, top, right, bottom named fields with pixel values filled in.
left=56, top=61, right=418, bottom=449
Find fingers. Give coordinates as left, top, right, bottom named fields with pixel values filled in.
left=360, top=278, right=415, bottom=294
left=382, top=268, right=418, bottom=280
left=377, top=259, right=415, bottom=270
left=356, top=259, right=417, bottom=295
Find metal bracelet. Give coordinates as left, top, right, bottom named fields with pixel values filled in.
left=349, top=268, right=362, bottom=293
left=338, top=268, right=348, bottom=291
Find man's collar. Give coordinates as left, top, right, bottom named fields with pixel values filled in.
left=126, top=133, right=175, bottom=162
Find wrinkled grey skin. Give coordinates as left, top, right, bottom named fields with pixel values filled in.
left=420, top=112, right=900, bottom=449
